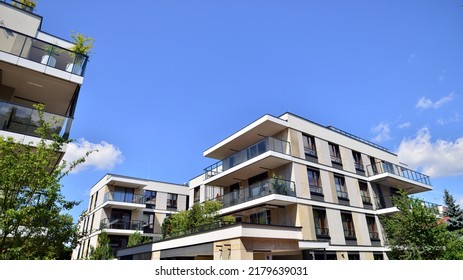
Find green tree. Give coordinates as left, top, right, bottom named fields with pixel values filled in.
left=380, top=190, right=449, bottom=260
left=127, top=231, right=151, bottom=247
left=443, top=189, right=463, bottom=231
left=0, top=104, right=89, bottom=259
left=89, top=231, right=112, bottom=260
left=161, top=200, right=235, bottom=239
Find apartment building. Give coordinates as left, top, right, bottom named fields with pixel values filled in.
left=72, top=174, right=190, bottom=260
left=116, top=112, right=433, bottom=260
left=0, top=0, right=87, bottom=161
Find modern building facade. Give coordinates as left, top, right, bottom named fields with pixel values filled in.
left=116, top=112, right=434, bottom=260
left=72, top=174, right=189, bottom=260
left=0, top=0, right=88, bottom=162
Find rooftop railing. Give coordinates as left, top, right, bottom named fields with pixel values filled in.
left=204, top=137, right=291, bottom=178
left=0, top=26, right=88, bottom=76
left=213, top=178, right=296, bottom=209
left=366, top=161, right=431, bottom=186
left=0, top=100, right=71, bottom=139
left=104, top=192, right=146, bottom=205
left=2, top=0, right=36, bottom=13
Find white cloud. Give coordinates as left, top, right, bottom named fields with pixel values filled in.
left=396, top=128, right=463, bottom=177
left=437, top=112, right=460, bottom=125
left=62, top=138, right=124, bottom=173
left=416, top=92, right=456, bottom=110
left=371, top=122, right=391, bottom=143
left=398, top=122, right=411, bottom=129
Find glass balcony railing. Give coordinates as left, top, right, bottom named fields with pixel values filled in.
left=315, top=227, right=329, bottom=237
left=310, top=185, right=323, bottom=195
left=0, top=26, right=88, bottom=76
left=104, top=192, right=146, bottom=205
left=366, top=161, right=431, bottom=186
left=100, top=218, right=144, bottom=231
left=374, top=195, right=440, bottom=215
left=204, top=137, right=291, bottom=178
left=213, top=178, right=296, bottom=209
left=0, top=100, right=71, bottom=139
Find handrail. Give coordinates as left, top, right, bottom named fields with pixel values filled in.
left=204, top=137, right=291, bottom=178
left=0, top=100, right=71, bottom=139
left=0, top=26, right=89, bottom=76
left=104, top=191, right=146, bottom=204
left=366, top=161, right=431, bottom=186
left=100, top=218, right=144, bottom=230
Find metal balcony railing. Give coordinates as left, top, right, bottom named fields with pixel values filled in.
left=315, top=227, right=329, bottom=237
left=310, top=185, right=323, bottom=195
left=369, top=231, right=380, bottom=240
left=366, top=161, right=431, bottom=186
left=337, top=190, right=349, bottom=200
left=213, top=178, right=296, bottom=209
left=104, top=192, right=146, bottom=204
left=100, top=218, right=144, bottom=230
left=0, top=26, right=89, bottom=76
left=344, top=229, right=356, bottom=238
left=204, top=137, right=291, bottom=179
left=0, top=100, right=72, bottom=139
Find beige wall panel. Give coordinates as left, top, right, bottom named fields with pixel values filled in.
left=315, top=138, right=331, bottom=166
left=319, top=170, right=334, bottom=203
left=339, top=146, right=355, bottom=173
left=177, top=195, right=187, bottom=211
left=345, top=177, right=362, bottom=207
left=361, top=252, right=374, bottom=260
left=288, top=128, right=303, bottom=158
left=327, top=172, right=339, bottom=204
left=292, top=163, right=310, bottom=199
left=157, top=192, right=167, bottom=210
left=326, top=209, right=345, bottom=245
left=151, top=251, right=161, bottom=260
left=337, top=251, right=347, bottom=260
left=352, top=212, right=371, bottom=246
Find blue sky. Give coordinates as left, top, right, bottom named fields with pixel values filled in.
left=34, top=0, right=463, bottom=221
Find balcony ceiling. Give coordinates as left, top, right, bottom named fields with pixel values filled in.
left=369, top=174, right=432, bottom=194
left=0, top=61, right=77, bottom=115
left=204, top=115, right=288, bottom=160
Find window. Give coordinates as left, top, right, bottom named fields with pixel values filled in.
left=307, top=168, right=323, bottom=194
left=142, top=212, right=155, bottom=233
left=329, top=143, right=342, bottom=164
left=334, top=175, right=348, bottom=200
left=93, top=191, right=98, bottom=209
left=352, top=151, right=364, bottom=171
left=313, top=209, right=329, bottom=237
left=303, top=134, right=317, bottom=158
left=113, top=187, right=134, bottom=203
left=250, top=210, right=271, bottom=225
left=348, top=252, right=360, bottom=260
left=366, top=216, right=379, bottom=240
left=374, top=253, right=384, bottom=260
left=369, top=156, right=378, bottom=175
left=358, top=181, right=371, bottom=204
left=341, top=213, right=356, bottom=239
left=89, top=195, right=93, bottom=211
left=193, top=187, right=200, bottom=203
left=145, top=190, right=157, bottom=208
left=167, top=193, right=178, bottom=209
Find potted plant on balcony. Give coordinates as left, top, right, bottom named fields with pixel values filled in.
left=271, top=173, right=287, bottom=195
left=17, top=0, right=36, bottom=12
left=66, top=32, right=94, bottom=75
left=40, top=43, right=62, bottom=67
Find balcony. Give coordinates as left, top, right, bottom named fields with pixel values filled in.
left=3, top=0, right=36, bottom=13
left=203, top=137, right=292, bottom=186
left=100, top=218, right=144, bottom=231
left=0, top=26, right=88, bottom=76
left=0, top=100, right=71, bottom=139
left=374, top=195, right=440, bottom=215
left=213, top=178, right=296, bottom=209
left=366, top=161, right=432, bottom=194
left=103, top=192, right=146, bottom=210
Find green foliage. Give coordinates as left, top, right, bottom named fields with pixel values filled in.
left=0, top=104, right=90, bottom=259
left=89, top=231, right=112, bottom=260
left=19, top=0, right=36, bottom=9
left=161, top=200, right=235, bottom=239
left=271, top=173, right=287, bottom=195
left=127, top=231, right=151, bottom=247
left=443, top=189, right=463, bottom=231
left=381, top=190, right=463, bottom=260
left=70, top=32, right=94, bottom=56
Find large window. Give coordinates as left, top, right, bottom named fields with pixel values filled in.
left=313, top=209, right=329, bottom=237
left=145, top=190, right=157, bottom=208
left=341, top=213, right=356, bottom=239
left=334, top=175, right=348, bottom=200
left=358, top=181, right=371, bottom=204
left=303, top=134, right=317, bottom=158
left=250, top=210, right=271, bottom=225
left=329, top=143, right=342, bottom=164
left=307, top=168, right=323, bottom=194
left=193, top=187, right=200, bottom=203
left=113, top=187, right=134, bottom=203
left=366, top=216, right=379, bottom=240
left=352, top=151, right=364, bottom=171
left=142, top=212, right=155, bottom=233
left=167, top=193, right=178, bottom=209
